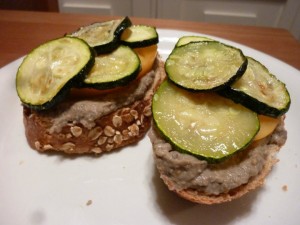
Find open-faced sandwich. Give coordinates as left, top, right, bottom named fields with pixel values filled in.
left=149, top=36, right=291, bottom=204
left=16, top=17, right=165, bottom=154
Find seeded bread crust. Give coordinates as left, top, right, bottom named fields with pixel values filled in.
left=23, top=56, right=165, bottom=154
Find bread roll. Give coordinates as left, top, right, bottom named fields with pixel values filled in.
left=149, top=116, right=287, bottom=204
left=24, top=56, right=165, bottom=154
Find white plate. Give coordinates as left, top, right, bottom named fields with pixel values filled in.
left=0, top=29, right=299, bottom=225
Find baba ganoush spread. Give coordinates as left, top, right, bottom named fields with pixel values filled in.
left=45, top=68, right=156, bottom=134
left=149, top=118, right=287, bottom=195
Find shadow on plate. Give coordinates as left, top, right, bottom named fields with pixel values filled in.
left=151, top=165, right=262, bottom=225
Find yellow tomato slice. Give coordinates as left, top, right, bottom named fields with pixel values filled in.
left=134, top=45, right=158, bottom=78
left=253, top=115, right=280, bottom=141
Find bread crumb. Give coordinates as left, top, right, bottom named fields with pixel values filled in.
left=282, top=185, right=288, bottom=192
left=19, top=160, right=24, bottom=165
left=86, top=200, right=93, bottom=206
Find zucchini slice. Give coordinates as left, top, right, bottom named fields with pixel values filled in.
left=83, top=45, right=141, bottom=89
left=219, top=57, right=291, bottom=117
left=121, top=25, right=159, bottom=48
left=175, top=35, right=214, bottom=47
left=70, top=17, right=132, bottom=54
left=165, top=41, right=247, bottom=91
left=16, top=36, right=95, bottom=110
left=152, top=80, right=259, bottom=162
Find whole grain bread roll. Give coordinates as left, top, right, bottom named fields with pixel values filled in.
left=23, top=56, right=165, bottom=154
left=149, top=117, right=287, bottom=204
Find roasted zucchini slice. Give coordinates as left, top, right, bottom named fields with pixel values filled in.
left=152, top=80, right=259, bottom=163
left=121, top=25, right=159, bottom=48
left=83, top=45, right=141, bottom=89
left=16, top=36, right=95, bottom=110
left=70, top=17, right=132, bottom=54
left=175, top=35, right=214, bottom=47
left=165, top=41, right=247, bottom=91
left=219, top=57, right=291, bottom=117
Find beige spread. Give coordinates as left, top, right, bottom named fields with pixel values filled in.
left=45, top=70, right=155, bottom=134
left=149, top=119, right=287, bottom=195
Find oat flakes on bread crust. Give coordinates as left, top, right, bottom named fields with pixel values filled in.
left=23, top=56, right=165, bottom=154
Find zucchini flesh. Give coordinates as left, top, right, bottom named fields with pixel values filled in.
left=175, top=35, right=213, bottom=47
left=152, top=80, right=259, bottom=162
left=16, top=37, right=95, bottom=110
left=84, top=45, right=141, bottom=89
left=121, top=25, right=159, bottom=48
left=165, top=41, right=247, bottom=91
left=70, top=17, right=132, bottom=54
left=219, top=57, right=291, bottom=117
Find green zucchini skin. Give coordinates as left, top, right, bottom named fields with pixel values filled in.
left=82, top=45, right=141, bottom=90
left=121, top=25, right=159, bottom=48
left=218, top=57, right=291, bottom=117
left=93, top=38, right=119, bottom=55
left=23, top=84, right=70, bottom=111
left=152, top=122, right=256, bottom=164
left=168, top=58, right=247, bottom=93
left=113, top=16, right=132, bottom=38
left=34, top=55, right=95, bottom=111
left=21, top=53, right=95, bottom=111
left=82, top=71, right=140, bottom=90
left=219, top=88, right=290, bottom=118
left=70, top=17, right=132, bottom=54
left=94, top=16, right=132, bottom=54
left=16, top=37, right=95, bottom=111
left=175, top=35, right=214, bottom=47
left=168, top=56, right=248, bottom=93
left=165, top=41, right=248, bottom=92
left=152, top=80, right=260, bottom=163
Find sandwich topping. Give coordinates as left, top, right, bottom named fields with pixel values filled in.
left=17, top=17, right=161, bottom=154
left=70, top=16, right=132, bottom=54
left=16, top=17, right=159, bottom=112
left=165, top=41, right=247, bottom=91
left=150, top=36, right=290, bottom=197
left=152, top=80, right=260, bottom=162
left=47, top=66, right=156, bottom=133
left=16, top=36, right=95, bottom=110
left=149, top=118, right=286, bottom=195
